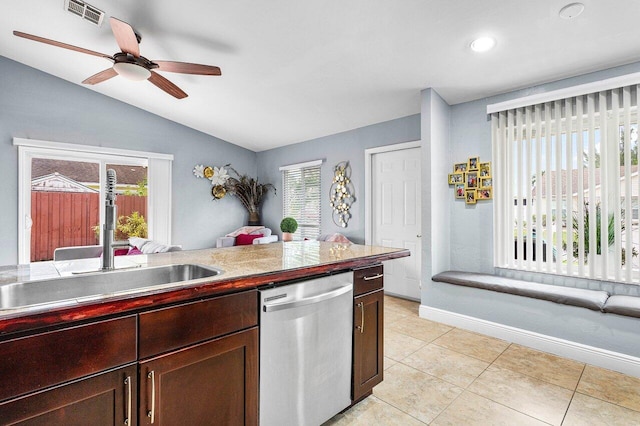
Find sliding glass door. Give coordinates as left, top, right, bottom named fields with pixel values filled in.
left=17, top=139, right=170, bottom=264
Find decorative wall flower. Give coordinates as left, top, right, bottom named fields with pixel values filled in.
left=210, top=166, right=230, bottom=186
left=211, top=185, right=227, bottom=199
left=193, top=164, right=205, bottom=178
left=193, top=164, right=274, bottom=211
left=194, top=164, right=228, bottom=200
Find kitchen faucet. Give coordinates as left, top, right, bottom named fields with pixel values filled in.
left=102, top=169, right=130, bottom=270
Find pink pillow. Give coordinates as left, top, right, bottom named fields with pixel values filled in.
left=114, top=248, right=129, bottom=256
left=236, top=233, right=263, bottom=245
left=127, top=246, right=143, bottom=255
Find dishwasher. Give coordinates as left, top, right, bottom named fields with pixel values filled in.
left=259, top=272, right=353, bottom=426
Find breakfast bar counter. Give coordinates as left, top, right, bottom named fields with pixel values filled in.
left=0, top=241, right=409, bottom=336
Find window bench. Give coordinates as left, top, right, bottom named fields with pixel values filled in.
left=432, top=271, right=640, bottom=319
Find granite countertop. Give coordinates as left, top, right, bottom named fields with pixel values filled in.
left=0, top=241, right=409, bottom=335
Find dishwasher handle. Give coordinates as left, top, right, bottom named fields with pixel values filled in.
left=263, top=284, right=352, bottom=312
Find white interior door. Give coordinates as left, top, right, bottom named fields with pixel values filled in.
left=370, top=146, right=422, bottom=300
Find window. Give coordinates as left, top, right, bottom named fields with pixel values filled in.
left=280, top=160, right=322, bottom=240
left=16, top=138, right=172, bottom=264
left=492, top=83, right=640, bottom=283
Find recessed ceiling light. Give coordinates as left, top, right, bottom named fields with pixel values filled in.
left=559, top=2, right=585, bottom=19
left=470, top=37, right=496, bottom=53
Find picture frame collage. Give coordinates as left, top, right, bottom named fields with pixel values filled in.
left=448, top=156, right=492, bottom=204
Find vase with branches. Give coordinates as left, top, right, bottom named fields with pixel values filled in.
left=225, top=167, right=275, bottom=225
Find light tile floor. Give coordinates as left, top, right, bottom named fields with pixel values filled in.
left=325, top=295, right=640, bottom=425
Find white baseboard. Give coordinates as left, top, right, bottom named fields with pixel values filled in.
left=420, top=305, right=640, bottom=379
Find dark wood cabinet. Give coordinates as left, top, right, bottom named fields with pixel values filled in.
left=352, top=265, right=384, bottom=402
left=0, top=315, right=137, bottom=403
left=0, top=364, right=138, bottom=425
left=0, top=259, right=391, bottom=424
left=0, top=290, right=259, bottom=426
left=138, top=290, right=258, bottom=425
left=139, top=327, right=258, bottom=426
left=138, top=290, right=257, bottom=359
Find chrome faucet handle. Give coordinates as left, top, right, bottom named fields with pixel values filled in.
left=112, top=240, right=131, bottom=249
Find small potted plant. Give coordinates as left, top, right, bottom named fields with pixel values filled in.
left=280, top=217, right=298, bottom=242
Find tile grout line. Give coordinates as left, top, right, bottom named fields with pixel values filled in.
left=481, top=342, right=587, bottom=393
left=463, top=343, right=563, bottom=425
left=430, top=329, right=511, bottom=364
left=559, top=363, right=586, bottom=425
left=382, top=296, right=640, bottom=424
left=572, top=366, right=640, bottom=415
left=386, top=298, right=555, bottom=422
left=371, top=384, right=429, bottom=425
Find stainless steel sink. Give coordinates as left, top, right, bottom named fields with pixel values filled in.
left=0, top=264, right=222, bottom=310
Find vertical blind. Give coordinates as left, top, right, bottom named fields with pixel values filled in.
left=282, top=163, right=322, bottom=240
left=492, top=84, right=640, bottom=283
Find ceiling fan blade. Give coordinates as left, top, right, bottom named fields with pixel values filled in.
left=109, top=17, right=140, bottom=57
left=153, top=61, right=221, bottom=76
left=148, top=71, right=188, bottom=99
left=13, top=31, right=112, bottom=60
left=82, top=68, right=118, bottom=85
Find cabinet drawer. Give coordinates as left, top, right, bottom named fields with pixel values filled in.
left=353, top=264, right=384, bottom=296
left=139, top=290, right=258, bottom=359
left=0, top=315, right=137, bottom=402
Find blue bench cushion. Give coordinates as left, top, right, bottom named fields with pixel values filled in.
left=603, top=295, right=640, bottom=318
left=432, top=271, right=609, bottom=311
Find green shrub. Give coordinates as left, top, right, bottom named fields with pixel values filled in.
left=117, top=211, right=148, bottom=239
left=280, top=217, right=298, bottom=233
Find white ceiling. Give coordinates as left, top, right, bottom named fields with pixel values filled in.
left=3, top=1, right=640, bottom=152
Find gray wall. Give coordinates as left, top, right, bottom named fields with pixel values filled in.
left=256, top=115, right=421, bottom=243
left=0, top=56, right=255, bottom=266
left=449, top=61, right=640, bottom=274
left=429, top=60, right=640, bottom=357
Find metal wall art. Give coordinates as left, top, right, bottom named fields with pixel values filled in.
left=448, top=156, right=492, bottom=204
left=330, top=161, right=355, bottom=227
left=193, top=164, right=230, bottom=199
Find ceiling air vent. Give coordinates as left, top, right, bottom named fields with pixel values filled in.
left=64, top=0, right=105, bottom=26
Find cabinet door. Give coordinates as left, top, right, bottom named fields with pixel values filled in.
left=352, top=290, right=384, bottom=402
left=0, top=364, right=137, bottom=426
left=139, top=327, right=258, bottom=426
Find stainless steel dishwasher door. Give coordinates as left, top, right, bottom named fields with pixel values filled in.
left=259, top=272, right=353, bottom=426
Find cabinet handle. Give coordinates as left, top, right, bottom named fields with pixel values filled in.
left=356, top=302, right=365, bottom=333
left=363, top=273, right=383, bottom=281
left=124, top=376, right=131, bottom=425
left=147, top=370, right=156, bottom=424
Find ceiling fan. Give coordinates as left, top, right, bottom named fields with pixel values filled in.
left=13, top=17, right=221, bottom=99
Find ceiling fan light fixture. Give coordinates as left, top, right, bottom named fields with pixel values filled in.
left=470, top=36, right=496, bottom=53
left=113, top=62, right=151, bottom=81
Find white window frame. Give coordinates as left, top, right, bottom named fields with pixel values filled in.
left=15, top=138, right=173, bottom=264
left=279, top=159, right=323, bottom=240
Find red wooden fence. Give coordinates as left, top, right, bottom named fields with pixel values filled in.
left=30, top=192, right=147, bottom=262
